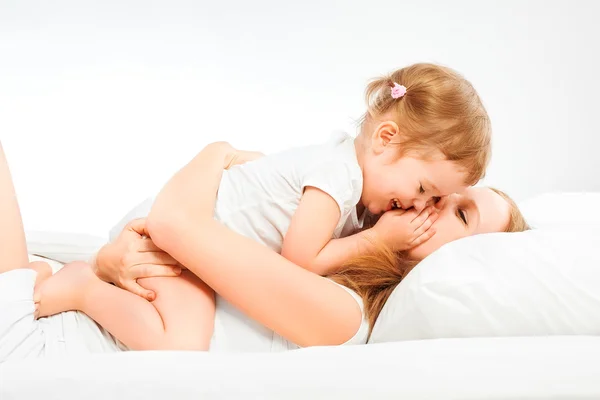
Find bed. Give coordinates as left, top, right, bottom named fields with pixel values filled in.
left=2, top=192, right=600, bottom=399
left=2, top=336, right=599, bottom=399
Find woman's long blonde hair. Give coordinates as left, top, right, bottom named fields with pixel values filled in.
left=329, top=188, right=530, bottom=337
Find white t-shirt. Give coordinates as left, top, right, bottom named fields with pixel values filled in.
left=213, top=131, right=364, bottom=250
left=108, top=132, right=371, bottom=352
left=111, top=132, right=365, bottom=249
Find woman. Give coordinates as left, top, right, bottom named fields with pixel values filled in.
left=0, top=142, right=527, bottom=361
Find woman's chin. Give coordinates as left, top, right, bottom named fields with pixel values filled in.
left=407, top=241, right=435, bottom=261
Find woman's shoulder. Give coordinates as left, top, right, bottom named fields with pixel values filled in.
left=327, top=279, right=370, bottom=346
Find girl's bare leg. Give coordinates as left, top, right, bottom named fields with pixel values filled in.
left=2, top=142, right=215, bottom=350
left=0, top=143, right=28, bottom=273
left=35, top=263, right=215, bottom=350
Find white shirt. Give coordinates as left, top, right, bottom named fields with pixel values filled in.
left=109, top=132, right=370, bottom=352
left=214, top=131, right=363, bottom=250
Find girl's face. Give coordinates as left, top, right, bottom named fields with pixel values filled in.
left=360, top=147, right=468, bottom=215
left=407, top=187, right=511, bottom=260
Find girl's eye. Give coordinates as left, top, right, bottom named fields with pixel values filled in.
left=457, top=209, right=467, bottom=225
left=432, top=196, right=441, bottom=204
left=419, top=184, right=425, bottom=194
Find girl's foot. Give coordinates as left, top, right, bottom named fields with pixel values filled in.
left=32, top=261, right=96, bottom=318
left=23, top=261, right=52, bottom=318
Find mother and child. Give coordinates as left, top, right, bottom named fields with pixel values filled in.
left=0, top=63, right=529, bottom=361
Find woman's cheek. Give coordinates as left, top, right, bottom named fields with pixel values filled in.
left=407, top=219, right=449, bottom=260
left=407, top=239, right=436, bottom=260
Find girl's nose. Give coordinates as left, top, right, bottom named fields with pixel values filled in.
left=413, top=199, right=427, bottom=212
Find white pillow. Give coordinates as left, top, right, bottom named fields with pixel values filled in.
left=25, top=230, right=106, bottom=263
left=369, top=230, right=600, bottom=343
left=519, top=192, right=600, bottom=230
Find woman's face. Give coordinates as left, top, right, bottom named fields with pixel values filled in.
left=407, top=187, right=511, bottom=260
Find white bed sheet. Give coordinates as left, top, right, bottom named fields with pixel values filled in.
left=2, top=336, right=599, bottom=399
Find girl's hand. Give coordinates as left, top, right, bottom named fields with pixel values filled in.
left=369, top=206, right=438, bottom=251
left=93, top=218, right=182, bottom=301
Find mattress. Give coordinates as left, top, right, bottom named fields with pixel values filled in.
left=1, top=336, right=599, bottom=399
left=13, top=208, right=600, bottom=399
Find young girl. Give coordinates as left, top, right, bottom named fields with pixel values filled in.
left=1, top=141, right=528, bottom=363
left=34, top=63, right=492, bottom=351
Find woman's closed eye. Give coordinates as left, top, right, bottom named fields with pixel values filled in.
left=419, top=184, right=425, bottom=194
left=456, top=208, right=468, bottom=225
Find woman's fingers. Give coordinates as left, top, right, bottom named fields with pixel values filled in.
left=121, top=279, right=156, bottom=302
left=131, top=263, right=182, bottom=280
left=116, top=262, right=182, bottom=301
left=137, top=240, right=179, bottom=262
left=141, top=250, right=180, bottom=267
left=126, top=218, right=150, bottom=237
left=119, top=263, right=182, bottom=300
left=136, top=238, right=163, bottom=252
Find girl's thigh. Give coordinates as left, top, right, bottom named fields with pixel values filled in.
left=137, top=271, right=216, bottom=350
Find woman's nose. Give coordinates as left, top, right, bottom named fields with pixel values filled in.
left=433, top=196, right=448, bottom=211
left=425, top=197, right=441, bottom=209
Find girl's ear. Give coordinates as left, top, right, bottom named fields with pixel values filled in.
left=370, top=120, right=400, bottom=154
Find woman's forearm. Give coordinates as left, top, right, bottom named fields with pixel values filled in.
left=147, top=142, right=363, bottom=347
left=161, top=218, right=362, bottom=346
left=147, top=141, right=233, bottom=236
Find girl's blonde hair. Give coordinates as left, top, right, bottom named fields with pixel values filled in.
left=361, top=63, right=492, bottom=185
left=329, top=188, right=530, bottom=338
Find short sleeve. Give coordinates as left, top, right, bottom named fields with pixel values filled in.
left=329, top=280, right=370, bottom=346
left=301, top=160, right=360, bottom=219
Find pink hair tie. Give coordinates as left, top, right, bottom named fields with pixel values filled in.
left=390, top=82, right=407, bottom=99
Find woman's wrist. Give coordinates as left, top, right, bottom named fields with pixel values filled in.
left=91, top=243, right=114, bottom=283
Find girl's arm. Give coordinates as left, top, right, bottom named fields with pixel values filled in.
left=281, top=187, right=376, bottom=275
left=147, top=142, right=363, bottom=347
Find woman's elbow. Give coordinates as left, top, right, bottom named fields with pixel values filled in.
left=146, top=208, right=182, bottom=253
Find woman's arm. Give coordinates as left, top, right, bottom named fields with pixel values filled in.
left=92, top=149, right=266, bottom=300
left=147, top=142, right=363, bottom=347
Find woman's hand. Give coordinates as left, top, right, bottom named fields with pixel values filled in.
left=369, top=206, right=439, bottom=251
left=93, top=218, right=182, bottom=301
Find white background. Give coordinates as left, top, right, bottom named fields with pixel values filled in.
left=1, top=0, right=599, bottom=236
